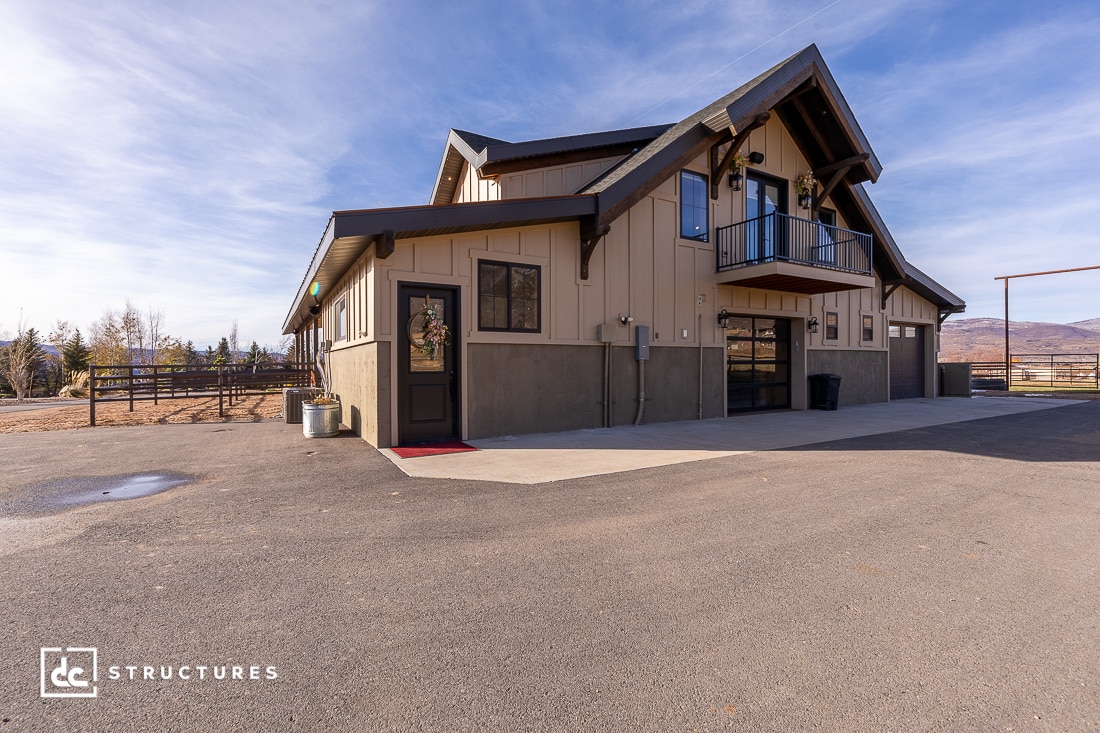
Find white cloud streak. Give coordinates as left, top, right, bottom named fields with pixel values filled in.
left=1, top=0, right=1097, bottom=350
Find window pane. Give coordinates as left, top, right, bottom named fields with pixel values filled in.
left=680, top=170, right=709, bottom=241
left=478, top=260, right=541, bottom=332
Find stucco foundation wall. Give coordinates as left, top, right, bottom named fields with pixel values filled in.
left=466, top=343, right=726, bottom=439
left=467, top=343, right=602, bottom=439
left=806, top=349, right=888, bottom=406
left=327, top=341, right=391, bottom=448
left=610, top=345, right=725, bottom=425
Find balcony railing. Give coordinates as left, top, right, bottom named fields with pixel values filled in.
left=716, top=212, right=872, bottom=276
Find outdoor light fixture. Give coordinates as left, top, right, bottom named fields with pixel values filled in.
left=308, top=281, right=322, bottom=315
left=799, top=193, right=812, bottom=210
left=807, top=316, right=820, bottom=334
left=748, top=151, right=765, bottom=165
left=728, top=170, right=743, bottom=190
left=717, top=309, right=731, bottom=329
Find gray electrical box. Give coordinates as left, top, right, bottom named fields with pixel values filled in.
left=596, top=324, right=616, bottom=343
left=635, top=325, right=650, bottom=361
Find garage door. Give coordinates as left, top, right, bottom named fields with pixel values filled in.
left=889, top=324, right=924, bottom=399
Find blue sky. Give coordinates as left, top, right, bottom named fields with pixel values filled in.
left=2, top=0, right=1099, bottom=350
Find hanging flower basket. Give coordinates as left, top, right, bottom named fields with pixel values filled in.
left=796, top=171, right=816, bottom=196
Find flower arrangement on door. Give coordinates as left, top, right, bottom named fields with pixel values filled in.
left=408, top=298, right=449, bottom=360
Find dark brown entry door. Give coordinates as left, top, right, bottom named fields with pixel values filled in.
left=397, top=284, right=459, bottom=444
left=889, top=324, right=924, bottom=399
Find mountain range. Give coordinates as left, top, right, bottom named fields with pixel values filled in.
left=940, top=317, right=1100, bottom=362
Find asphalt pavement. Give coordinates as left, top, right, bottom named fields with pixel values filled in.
left=1, top=401, right=1098, bottom=732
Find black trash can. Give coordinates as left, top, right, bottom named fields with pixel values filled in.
left=808, top=373, right=842, bottom=410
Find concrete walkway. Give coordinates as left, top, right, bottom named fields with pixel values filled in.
left=380, top=396, right=1082, bottom=484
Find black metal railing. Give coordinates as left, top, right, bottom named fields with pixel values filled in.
left=716, top=212, right=872, bottom=276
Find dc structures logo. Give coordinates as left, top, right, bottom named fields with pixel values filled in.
left=40, top=647, right=98, bottom=698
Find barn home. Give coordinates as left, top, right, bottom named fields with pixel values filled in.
left=283, top=44, right=965, bottom=448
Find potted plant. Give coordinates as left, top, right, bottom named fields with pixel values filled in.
left=302, top=393, right=340, bottom=438
left=796, top=171, right=816, bottom=209
left=728, top=152, right=749, bottom=191
left=302, top=353, right=339, bottom=438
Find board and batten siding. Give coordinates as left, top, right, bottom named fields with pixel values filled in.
left=452, top=156, right=627, bottom=203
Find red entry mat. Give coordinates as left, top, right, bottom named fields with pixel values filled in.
left=390, top=441, right=478, bottom=459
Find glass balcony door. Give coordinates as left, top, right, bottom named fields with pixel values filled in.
left=745, top=174, right=786, bottom=262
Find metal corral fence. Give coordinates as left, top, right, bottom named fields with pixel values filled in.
left=89, top=363, right=312, bottom=425
left=967, top=354, right=1098, bottom=391
left=1010, top=353, right=1099, bottom=388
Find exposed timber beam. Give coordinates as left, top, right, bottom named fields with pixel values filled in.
left=881, top=282, right=901, bottom=311
left=580, top=219, right=611, bottom=280
left=812, top=153, right=870, bottom=217
left=376, top=229, right=395, bottom=259
left=710, top=112, right=771, bottom=200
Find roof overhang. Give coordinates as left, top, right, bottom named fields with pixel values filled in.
left=847, top=184, right=966, bottom=314
left=283, top=195, right=598, bottom=334
left=588, top=45, right=883, bottom=228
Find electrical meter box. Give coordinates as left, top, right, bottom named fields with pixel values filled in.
left=634, top=325, right=650, bottom=361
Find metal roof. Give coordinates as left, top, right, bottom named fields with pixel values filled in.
left=285, top=44, right=963, bottom=334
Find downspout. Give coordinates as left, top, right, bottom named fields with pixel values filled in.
left=698, top=312, right=704, bottom=420
left=633, top=359, right=645, bottom=426
left=603, top=341, right=610, bottom=428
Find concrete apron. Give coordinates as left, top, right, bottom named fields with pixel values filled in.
left=379, top=396, right=1082, bottom=484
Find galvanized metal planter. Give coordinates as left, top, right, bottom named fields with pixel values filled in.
left=302, top=402, right=340, bottom=438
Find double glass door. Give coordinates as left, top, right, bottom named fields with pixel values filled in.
left=745, top=174, right=786, bottom=262
left=726, top=316, right=791, bottom=413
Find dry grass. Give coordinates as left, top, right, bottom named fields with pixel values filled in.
left=0, top=394, right=283, bottom=434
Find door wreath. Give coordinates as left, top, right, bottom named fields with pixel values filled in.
left=407, top=298, right=449, bottom=359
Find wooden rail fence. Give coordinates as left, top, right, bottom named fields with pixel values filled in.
left=89, top=363, right=312, bottom=426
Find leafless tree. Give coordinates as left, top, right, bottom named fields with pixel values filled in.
left=228, top=319, right=239, bottom=364
left=147, top=305, right=165, bottom=363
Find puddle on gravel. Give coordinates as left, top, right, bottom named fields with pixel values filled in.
left=6, top=472, right=195, bottom=513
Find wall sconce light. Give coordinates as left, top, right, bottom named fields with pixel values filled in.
left=717, top=309, right=731, bottom=329
left=807, top=316, right=820, bottom=334
left=748, top=151, right=765, bottom=165
left=798, top=193, right=812, bottom=210
left=728, top=171, right=743, bottom=190
left=308, top=281, right=321, bottom=315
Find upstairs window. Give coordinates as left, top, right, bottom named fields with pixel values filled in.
left=825, top=312, right=839, bottom=341
left=478, top=260, right=541, bottom=332
left=862, top=315, right=874, bottom=342
left=335, top=297, right=347, bottom=341
left=680, top=170, right=709, bottom=242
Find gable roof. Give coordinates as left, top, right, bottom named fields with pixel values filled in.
left=584, top=44, right=881, bottom=225
left=429, top=124, right=672, bottom=205
left=284, top=45, right=962, bottom=335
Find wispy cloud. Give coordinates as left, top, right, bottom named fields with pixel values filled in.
left=2, top=0, right=1098, bottom=348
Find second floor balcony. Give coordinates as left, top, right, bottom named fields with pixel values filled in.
left=715, top=213, right=874, bottom=295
